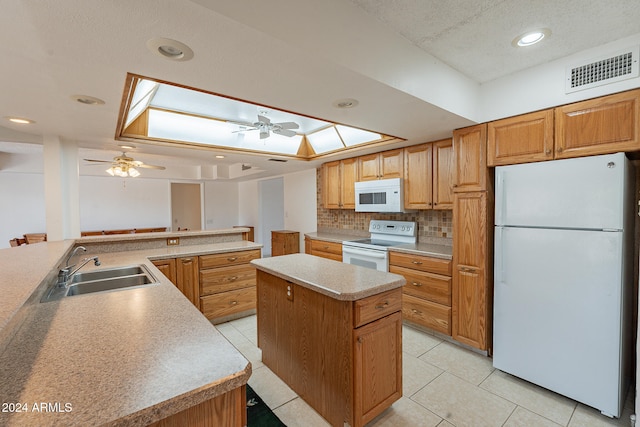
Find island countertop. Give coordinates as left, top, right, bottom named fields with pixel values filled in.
left=0, top=234, right=260, bottom=426
left=251, top=253, right=405, bottom=301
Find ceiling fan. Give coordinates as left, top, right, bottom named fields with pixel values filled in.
left=84, top=152, right=166, bottom=177
left=229, top=114, right=299, bottom=139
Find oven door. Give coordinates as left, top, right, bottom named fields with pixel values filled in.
left=342, top=245, right=388, bottom=272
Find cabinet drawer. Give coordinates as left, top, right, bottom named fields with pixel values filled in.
left=389, top=251, right=451, bottom=275
left=390, top=265, right=451, bottom=306
left=310, top=239, right=342, bottom=256
left=353, top=288, right=402, bottom=328
left=402, top=294, right=451, bottom=335
left=200, top=265, right=256, bottom=296
left=310, top=250, right=343, bottom=262
left=201, top=287, right=256, bottom=320
left=199, top=249, right=261, bottom=269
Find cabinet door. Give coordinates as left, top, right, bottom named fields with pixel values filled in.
left=340, top=157, right=358, bottom=209
left=487, top=109, right=554, bottom=166
left=322, top=161, right=342, bottom=209
left=432, top=138, right=454, bottom=209
left=353, top=312, right=402, bottom=427
left=358, top=153, right=380, bottom=181
left=152, top=258, right=176, bottom=284
left=453, top=124, right=487, bottom=192
left=379, top=149, right=404, bottom=179
left=452, top=192, right=489, bottom=350
left=555, top=89, right=640, bottom=159
left=176, top=256, right=199, bottom=307
left=404, top=143, right=432, bottom=209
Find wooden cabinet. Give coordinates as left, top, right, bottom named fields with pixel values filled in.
left=199, top=249, right=261, bottom=323
left=453, top=124, right=488, bottom=192
left=271, top=230, right=300, bottom=256
left=322, top=158, right=358, bottom=209
left=152, top=258, right=177, bottom=284
left=358, top=148, right=404, bottom=181
left=488, top=109, right=554, bottom=166
left=176, top=256, right=200, bottom=307
left=233, top=225, right=254, bottom=241
left=257, top=271, right=401, bottom=427
left=403, top=139, right=454, bottom=210
left=555, top=88, right=640, bottom=158
left=390, top=251, right=452, bottom=335
left=305, top=237, right=343, bottom=261
left=452, top=191, right=491, bottom=350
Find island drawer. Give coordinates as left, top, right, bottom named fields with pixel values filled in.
left=353, top=288, right=402, bottom=328
left=309, top=239, right=342, bottom=255
left=200, top=265, right=256, bottom=296
left=201, top=286, right=256, bottom=320
left=389, top=252, right=451, bottom=275
left=402, top=294, right=451, bottom=335
left=390, top=265, right=451, bottom=306
left=199, top=249, right=261, bottom=269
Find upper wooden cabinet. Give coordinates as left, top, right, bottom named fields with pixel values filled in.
left=322, top=158, right=358, bottom=209
left=453, top=124, right=488, bottom=192
left=358, top=149, right=404, bottom=181
left=555, top=88, right=640, bottom=159
left=488, top=109, right=554, bottom=166
left=403, top=139, right=454, bottom=210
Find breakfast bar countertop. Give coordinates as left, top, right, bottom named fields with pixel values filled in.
left=0, top=234, right=260, bottom=426
left=251, top=253, right=405, bottom=301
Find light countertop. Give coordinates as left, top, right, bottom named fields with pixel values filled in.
left=0, top=235, right=261, bottom=426
left=251, top=253, right=405, bottom=301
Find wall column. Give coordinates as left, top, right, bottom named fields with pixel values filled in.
left=43, top=136, right=80, bottom=241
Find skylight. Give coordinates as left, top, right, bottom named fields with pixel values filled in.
left=117, top=74, right=402, bottom=159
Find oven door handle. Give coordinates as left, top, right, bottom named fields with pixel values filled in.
left=342, top=247, right=387, bottom=259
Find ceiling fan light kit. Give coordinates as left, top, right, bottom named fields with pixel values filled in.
left=85, top=151, right=166, bottom=178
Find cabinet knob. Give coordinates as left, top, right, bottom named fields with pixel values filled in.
left=375, top=301, right=389, bottom=309
left=230, top=300, right=238, bottom=306
left=411, top=309, right=421, bottom=315
left=228, top=276, right=238, bottom=282
left=411, top=282, right=422, bottom=287
left=545, top=149, right=551, bottom=155
left=433, top=202, right=437, bottom=206
left=412, top=260, right=423, bottom=265
left=227, top=257, right=238, bottom=262
left=182, top=258, right=192, bottom=263
left=557, top=147, right=563, bottom=153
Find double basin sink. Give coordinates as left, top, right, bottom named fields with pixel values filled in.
left=42, top=264, right=159, bottom=302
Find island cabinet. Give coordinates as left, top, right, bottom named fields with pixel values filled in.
left=199, top=249, right=261, bottom=323
left=253, top=255, right=404, bottom=427
left=304, top=237, right=343, bottom=261
left=389, top=251, right=452, bottom=335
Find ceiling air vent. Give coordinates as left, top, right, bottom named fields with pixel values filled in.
left=566, top=46, right=639, bottom=93
left=268, top=158, right=288, bottom=162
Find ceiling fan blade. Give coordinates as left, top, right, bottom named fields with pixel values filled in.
left=136, top=164, right=166, bottom=170
left=260, top=130, right=269, bottom=139
left=83, top=159, right=112, bottom=163
left=273, top=128, right=296, bottom=137
left=276, top=121, right=299, bottom=130
left=227, top=120, right=258, bottom=129
left=257, top=115, right=271, bottom=125
left=232, top=128, right=258, bottom=134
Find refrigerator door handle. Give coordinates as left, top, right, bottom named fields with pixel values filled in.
left=495, top=226, right=504, bottom=284
left=495, top=170, right=505, bottom=225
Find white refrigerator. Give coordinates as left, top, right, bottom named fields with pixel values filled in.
left=493, top=152, right=634, bottom=418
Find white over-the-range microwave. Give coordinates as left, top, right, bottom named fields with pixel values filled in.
left=354, top=178, right=405, bottom=213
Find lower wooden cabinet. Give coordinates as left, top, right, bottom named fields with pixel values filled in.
left=271, top=230, right=299, bottom=256
left=152, top=258, right=176, bottom=284
left=389, top=251, right=452, bottom=336
left=201, top=287, right=256, bottom=320
left=257, top=271, right=401, bottom=427
left=304, top=237, right=343, bottom=261
left=153, top=257, right=199, bottom=307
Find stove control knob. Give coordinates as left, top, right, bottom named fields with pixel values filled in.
left=401, top=226, right=405, bottom=231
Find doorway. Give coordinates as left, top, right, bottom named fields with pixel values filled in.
left=171, top=183, right=202, bottom=231
left=259, top=177, right=284, bottom=257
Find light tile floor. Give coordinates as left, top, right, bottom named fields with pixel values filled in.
left=216, top=315, right=635, bottom=427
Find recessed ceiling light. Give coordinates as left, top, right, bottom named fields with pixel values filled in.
left=147, top=37, right=194, bottom=62
left=215, top=155, right=225, bottom=159
left=5, top=116, right=35, bottom=124
left=71, top=95, right=105, bottom=105
left=332, top=98, right=359, bottom=109
left=512, top=29, right=551, bottom=47
left=118, top=144, right=136, bottom=150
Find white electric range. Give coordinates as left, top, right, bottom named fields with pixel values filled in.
left=342, top=220, right=417, bottom=272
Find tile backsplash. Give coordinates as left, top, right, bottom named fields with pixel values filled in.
left=316, top=168, right=453, bottom=243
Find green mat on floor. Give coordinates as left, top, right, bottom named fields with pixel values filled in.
left=247, top=385, right=286, bottom=426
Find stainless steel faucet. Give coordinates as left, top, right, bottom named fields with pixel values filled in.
left=57, top=246, right=101, bottom=287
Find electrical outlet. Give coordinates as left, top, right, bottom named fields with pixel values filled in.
left=167, top=237, right=180, bottom=246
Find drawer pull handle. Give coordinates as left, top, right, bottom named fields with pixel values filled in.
left=228, top=276, right=238, bottom=282
left=411, top=282, right=422, bottom=287
left=182, top=258, right=192, bottom=263
left=230, top=300, right=238, bottom=306
left=227, top=257, right=238, bottom=262
left=411, top=309, right=422, bottom=315
left=375, top=301, right=389, bottom=309
left=412, top=261, right=423, bottom=265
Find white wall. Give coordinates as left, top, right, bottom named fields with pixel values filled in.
left=0, top=172, right=46, bottom=248
left=479, top=34, right=640, bottom=122
left=170, top=182, right=202, bottom=231
left=79, top=176, right=170, bottom=231
left=204, top=181, right=239, bottom=229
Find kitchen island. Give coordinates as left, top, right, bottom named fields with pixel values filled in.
left=0, top=229, right=259, bottom=426
left=251, top=254, right=405, bottom=427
